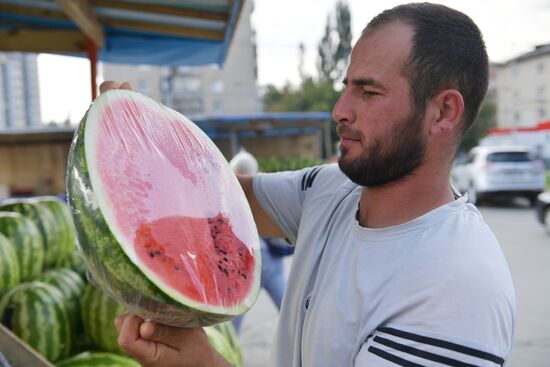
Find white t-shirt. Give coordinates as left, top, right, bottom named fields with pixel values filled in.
left=253, top=164, right=516, bottom=367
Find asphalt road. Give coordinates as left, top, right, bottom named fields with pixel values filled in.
left=238, top=199, right=550, bottom=367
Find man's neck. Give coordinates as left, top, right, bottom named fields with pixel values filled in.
left=357, top=166, right=455, bottom=228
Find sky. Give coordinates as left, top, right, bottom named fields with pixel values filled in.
left=38, top=0, right=550, bottom=124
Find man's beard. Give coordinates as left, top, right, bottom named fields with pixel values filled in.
left=337, top=110, right=427, bottom=187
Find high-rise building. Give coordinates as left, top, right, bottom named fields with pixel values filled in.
left=494, top=44, right=550, bottom=128
left=0, top=52, right=41, bottom=129
left=102, top=0, right=261, bottom=117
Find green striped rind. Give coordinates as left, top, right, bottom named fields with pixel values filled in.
left=31, top=197, right=77, bottom=267
left=40, top=268, right=85, bottom=332
left=205, top=326, right=243, bottom=367
left=213, top=321, right=242, bottom=364
left=0, top=212, right=44, bottom=281
left=81, top=283, right=125, bottom=353
left=0, top=199, right=61, bottom=268
left=56, top=352, right=140, bottom=367
left=0, top=282, right=72, bottom=362
left=66, top=110, right=234, bottom=327
left=0, top=233, right=20, bottom=295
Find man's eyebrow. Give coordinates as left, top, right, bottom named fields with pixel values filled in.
left=342, top=77, right=388, bottom=91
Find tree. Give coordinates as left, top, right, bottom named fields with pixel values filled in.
left=317, top=1, right=352, bottom=83
left=458, top=99, right=496, bottom=153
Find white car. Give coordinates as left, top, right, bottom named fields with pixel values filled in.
left=451, top=145, right=547, bottom=205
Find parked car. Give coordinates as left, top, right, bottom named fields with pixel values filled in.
left=535, top=191, right=550, bottom=235
left=451, top=145, right=547, bottom=205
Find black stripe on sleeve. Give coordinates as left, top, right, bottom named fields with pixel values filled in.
left=301, top=167, right=322, bottom=191
left=378, top=327, right=504, bottom=365
left=374, top=336, right=477, bottom=367
left=368, top=346, right=425, bottom=367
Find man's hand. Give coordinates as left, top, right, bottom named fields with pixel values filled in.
left=99, top=80, right=133, bottom=94
left=115, top=314, right=232, bottom=367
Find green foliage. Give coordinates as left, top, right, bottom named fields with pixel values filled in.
left=263, top=78, right=340, bottom=113
left=317, top=1, right=352, bottom=83
left=458, top=99, right=496, bottom=153
left=546, top=171, right=550, bottom=190
left=258, top=156, right=326, bottom=173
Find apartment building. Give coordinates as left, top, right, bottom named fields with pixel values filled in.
left=103, top=0, right=261, bottom=117
left=0, top=53, right=41, bottom=129
left=494, top=44, right=550, bottom=128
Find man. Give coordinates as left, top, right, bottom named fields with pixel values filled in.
left=113, top=3, right=516, bottom=366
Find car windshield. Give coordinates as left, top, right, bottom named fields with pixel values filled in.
left=486, top=152, right=531, bottom=162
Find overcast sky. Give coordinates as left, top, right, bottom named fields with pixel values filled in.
left=38, top=0, right=550, bottom=123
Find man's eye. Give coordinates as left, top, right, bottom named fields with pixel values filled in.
left=362, top=90, right=378, bottom=97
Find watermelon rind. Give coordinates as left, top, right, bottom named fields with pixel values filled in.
left=40, top=268, right=85, bottom=333
left=0, top=212, right=44, bottom=281
left=67, top=90, right=261, bottom=326
left=0, top=233, right=20, bottom=296
left=56, top=352, right=140, bottom=367
left=0, top=282, right=72, bottom=362
left=80, top=283, right=125, bottom=354
left=31, top=196, right=77, bottom=267
left=0, top=198, right=62, bottom=268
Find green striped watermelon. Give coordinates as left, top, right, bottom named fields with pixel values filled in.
left=31, top=196, right=77, bottom=267
left=0, top=282, right=72, bottom=362
left=66, top=90, right=261, bottom=327
left=205, top=325, right=243, bottom=367
left=0, top=233, right=20, bottom=296
left=0, top=199, right=61, bottom=268
left=81, top=283, right=125, bottom=353
left=40, top=268, right=85, bottom=333
left=57, top=352, right=140, bottom=367
left=0, top=212, right=44, bottom=281
left=213, top=321, right=242, bottom=364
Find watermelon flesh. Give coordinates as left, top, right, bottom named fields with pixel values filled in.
left=67, top=90, right=261, bottom=326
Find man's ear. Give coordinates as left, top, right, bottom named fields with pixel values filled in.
left=429, top=89, right=464, bottom=135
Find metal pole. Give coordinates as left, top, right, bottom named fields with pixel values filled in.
left=85, top=38, right=98, bottom=100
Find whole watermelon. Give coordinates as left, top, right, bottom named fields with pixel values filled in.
left=0, top=233, right=20, bottom=295
left=81, top=283, right=125, bottom=354
left=0, top=198, right=62, bottom=268
left=0, top=212, right=44, bottom=281
left=0, top=282, right=72, bottom=362
left=66, top=89, right=261, bottom=327
left=56, top=352, right=140, bottom=367
left=31, top=196, right=77, bottom=267
left=40, top=268, right=85, bottom=333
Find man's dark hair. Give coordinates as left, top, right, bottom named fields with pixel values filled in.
left=364, top=2, right=488, bottom=135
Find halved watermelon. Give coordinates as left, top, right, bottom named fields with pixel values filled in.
left=67, top=90, right=261, bottom=326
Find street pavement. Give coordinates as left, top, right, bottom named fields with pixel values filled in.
left=237, top=199, right=550, bottom=366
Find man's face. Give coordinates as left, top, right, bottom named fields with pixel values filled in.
left=332, top=22, right=428, bottom=187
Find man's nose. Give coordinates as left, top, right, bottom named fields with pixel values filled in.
left=332, top=90, right=355, bottom=125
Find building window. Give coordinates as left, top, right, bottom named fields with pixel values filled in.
left=537, top=62, right=544, bottom=74
left=512, top=90, right=520, bottom=104
left=537, top=86, right=545, bottom=101
left=213, top=99, right=224, bottom=114
left=513, top=111, right=520, bottom=125
left=211, top=80, right=224, bottom=94
left=539, top=108, right=546, bottom=119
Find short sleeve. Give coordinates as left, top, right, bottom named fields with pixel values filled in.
left=252, top=166, right=324, bottom=243
left=355, top=327, right=508, bottom=367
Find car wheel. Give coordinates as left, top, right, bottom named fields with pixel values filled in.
left=544, top=207, right=550, bottom=236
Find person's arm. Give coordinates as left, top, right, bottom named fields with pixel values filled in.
left=115, top=314, right=232, bottom=367
left=237, top=174, right=285, bottom=237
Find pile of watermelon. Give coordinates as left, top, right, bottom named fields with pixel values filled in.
left=0, top=196, right=244, bottom=366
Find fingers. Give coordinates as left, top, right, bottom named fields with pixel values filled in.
left=116, top=314, right=155, bottom=358
left=139, top=321, right=192, bottom=349
left=99, top=80, right=133, bottom=94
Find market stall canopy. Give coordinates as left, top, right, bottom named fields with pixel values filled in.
left=0, top=0, right=243, bottom=66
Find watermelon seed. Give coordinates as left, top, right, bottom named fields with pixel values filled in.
left=223, top=257, right=228, bottom=262
left=240, top=273, right=247, bottom=280
left=174, top=265, right=180, bottom=271
left=218, top=265, right=223, bottom=272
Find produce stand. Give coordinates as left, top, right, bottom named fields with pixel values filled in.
left=0, top=323, right=54, bottom=367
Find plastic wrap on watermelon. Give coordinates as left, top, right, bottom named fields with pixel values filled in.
left=66, top=89, right=262, bottom=327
